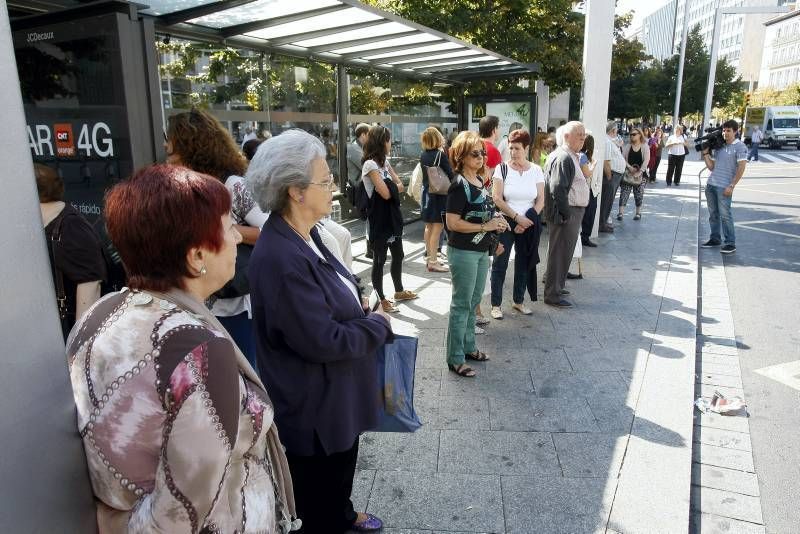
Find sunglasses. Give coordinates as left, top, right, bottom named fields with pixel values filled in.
left=469, top=149, right=487, bottom=158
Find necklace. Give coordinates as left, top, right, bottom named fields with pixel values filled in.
left=283, top=216, right=311, bottom=241
left=462, top=173, right=483, bottom=188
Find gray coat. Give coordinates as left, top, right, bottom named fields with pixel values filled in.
left=544, top=147, right=577, bottom=224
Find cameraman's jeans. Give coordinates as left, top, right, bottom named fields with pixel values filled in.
left=705, top=184, right=735, bottom=246
left=748, top=144, right=759, bottom=161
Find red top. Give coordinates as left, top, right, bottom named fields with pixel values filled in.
left=483, top=140, right=502, bottom=185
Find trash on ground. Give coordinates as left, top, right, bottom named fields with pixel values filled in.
left=695, top=390, right=747, bottom=416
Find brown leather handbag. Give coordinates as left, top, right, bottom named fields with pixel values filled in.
left=425, top=150, right=451, bottom=195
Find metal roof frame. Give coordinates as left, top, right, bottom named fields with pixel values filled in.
left=143, top=0, right=537, bottom=84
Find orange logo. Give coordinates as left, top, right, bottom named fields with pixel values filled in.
left=54, top=123, right=75, bottom=157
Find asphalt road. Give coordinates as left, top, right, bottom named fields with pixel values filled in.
left=706, top=149, right=800, bottom=533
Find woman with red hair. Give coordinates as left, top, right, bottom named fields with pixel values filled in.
left=67, top=164, right=299, bottom=533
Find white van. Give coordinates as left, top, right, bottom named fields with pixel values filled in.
left=744, top=106, right=800, bottom=149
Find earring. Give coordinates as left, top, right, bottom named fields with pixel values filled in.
left=200, top=265, right=207, bottom=276
left=299, top=196, right=305, bottom=204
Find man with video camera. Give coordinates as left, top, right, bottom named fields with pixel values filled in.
left=700, top=119, right=747, bottom=255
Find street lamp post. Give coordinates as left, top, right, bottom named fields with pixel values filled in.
left=702, top=5, right=789, bottom=130
left=673, top=0, right=690, bottom=126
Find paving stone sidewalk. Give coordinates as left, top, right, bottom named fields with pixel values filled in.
left=346, top=174, right=702, bottom=533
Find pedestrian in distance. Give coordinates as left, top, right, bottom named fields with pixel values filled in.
left=165, top=108, right=265, bottom=370
left=36, top=163, right=106, bottom=340
left=579, top=134, right=599, bottom=248
left=532, top=131, right=555, bottom=170
left=445, top=130, right=508, bottom=377
left=617, top=128, right=650, bottom=222
left=748, top=125, right=763, bottom=162
left=648, top=127, right=665, bottom=183
left=247, top=130, right=393, bottom=533
left=489, top=129, right=546, bottom=318
left=599, top=121, right=626, bottom=233
left=68, top=164, right=300, bottom=532
left=347, top=123, right=372, bottom=257
left=701, top=119, right=748, bottom=255
left=361, top=125, right=418, bottom=312
left=664, top=125, right=689, bottom=186
left=543, top=122, right=590, bottom=308
left=474, top=115, right=504, bottom=324
left=419, top=126, right=454, bottom=273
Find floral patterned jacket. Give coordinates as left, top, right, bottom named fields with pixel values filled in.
left=67, top=289, right=280, bottom=533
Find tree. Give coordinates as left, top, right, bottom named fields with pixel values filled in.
left=661, top=26, right=741, bottom=117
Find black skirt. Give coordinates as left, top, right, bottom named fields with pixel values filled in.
left=421, top=186, right=448, bottom=223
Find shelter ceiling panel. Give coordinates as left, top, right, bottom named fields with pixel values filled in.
left=141, top=0, right=218, bottom=16
left=187, top=0, right=341, bottom=28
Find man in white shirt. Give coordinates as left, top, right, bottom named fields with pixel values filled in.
left=748, top=126, right=763, bottom=162
left=599, top=122, right=626, bottom=233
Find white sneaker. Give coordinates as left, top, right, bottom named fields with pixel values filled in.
left=474, top=326, right=485, bottom=335
left=491, top=306, right=503, bottom=320
left=512, top=303, right=533, bottom=315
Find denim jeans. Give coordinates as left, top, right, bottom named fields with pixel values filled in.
left=446, top=247, right=490, bottom=366
left=748, top=144, right=759, bottom=161
left=490, top=218, right=538, bottom=306
left=705, top=184, right=735, bottom=246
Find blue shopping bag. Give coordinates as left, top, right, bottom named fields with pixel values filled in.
left=372, top=334, right=422, bottom=433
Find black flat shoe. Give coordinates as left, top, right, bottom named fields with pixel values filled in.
left=545, top=299, right=573, bottom=309
left=566, top=273, right=582, bottom=280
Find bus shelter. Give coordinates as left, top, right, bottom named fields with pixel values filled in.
left=2, top=1, right=536, bottom=531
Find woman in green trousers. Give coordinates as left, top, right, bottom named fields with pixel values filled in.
left=445, top=131, right=508, bottom=377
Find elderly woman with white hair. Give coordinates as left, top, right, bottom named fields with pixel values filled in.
left=246, top=129, right=392, bottom=534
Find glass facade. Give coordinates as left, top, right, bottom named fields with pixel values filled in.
left=157, top=38, right=458, bottom=223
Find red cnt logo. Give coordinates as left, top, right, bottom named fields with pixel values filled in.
left=54, top=123, right=75, bottom=157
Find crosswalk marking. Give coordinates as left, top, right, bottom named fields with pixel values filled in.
left=755, top=152, right=800, bottom=163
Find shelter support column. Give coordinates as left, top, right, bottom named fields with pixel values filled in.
left=336, top=63, right=349, bottom=193
left=579, top=0, right=615, bottom=238
left=0, top=1, right=97, bottom=531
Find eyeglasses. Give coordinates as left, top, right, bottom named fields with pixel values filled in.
left=469, top=149, right=487, bottom=158
left=310, top=174, right=337, bottom=191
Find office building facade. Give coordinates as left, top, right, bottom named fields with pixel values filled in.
left=759, top=9, right=800, bottom=88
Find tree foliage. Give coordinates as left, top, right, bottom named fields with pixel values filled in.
left=363, top=0, right=584, bottom=94
left=607, top=25, right=741, bottom=121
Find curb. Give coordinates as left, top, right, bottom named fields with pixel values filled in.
left=606, top=173, right=700, bottom=533
left=690, top=174, right=766, bottom=533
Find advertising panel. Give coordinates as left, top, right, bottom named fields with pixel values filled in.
left=13, top=15, right=131, bottom=236
left=466, top=94, right=537, bottom=137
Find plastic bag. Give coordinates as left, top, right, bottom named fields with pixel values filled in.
left=409, top=163, right=423, bottom=205
left=372, top=334, right=422, bottom=433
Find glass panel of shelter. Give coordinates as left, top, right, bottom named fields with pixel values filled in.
left=157, top=37, right=457, bottom=224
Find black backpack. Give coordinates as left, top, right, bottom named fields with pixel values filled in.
left=355, top=180, right=372, bottom=220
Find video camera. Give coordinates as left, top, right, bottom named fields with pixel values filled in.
left=694, top=126, right=725, bottom=152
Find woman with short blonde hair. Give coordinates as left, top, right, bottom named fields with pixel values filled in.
left=419, top=126, right=454, bottom=272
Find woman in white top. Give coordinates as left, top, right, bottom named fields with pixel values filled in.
left=489, top=129, right=546, bottom=317
left=664, top=125, right=689, bottom=186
